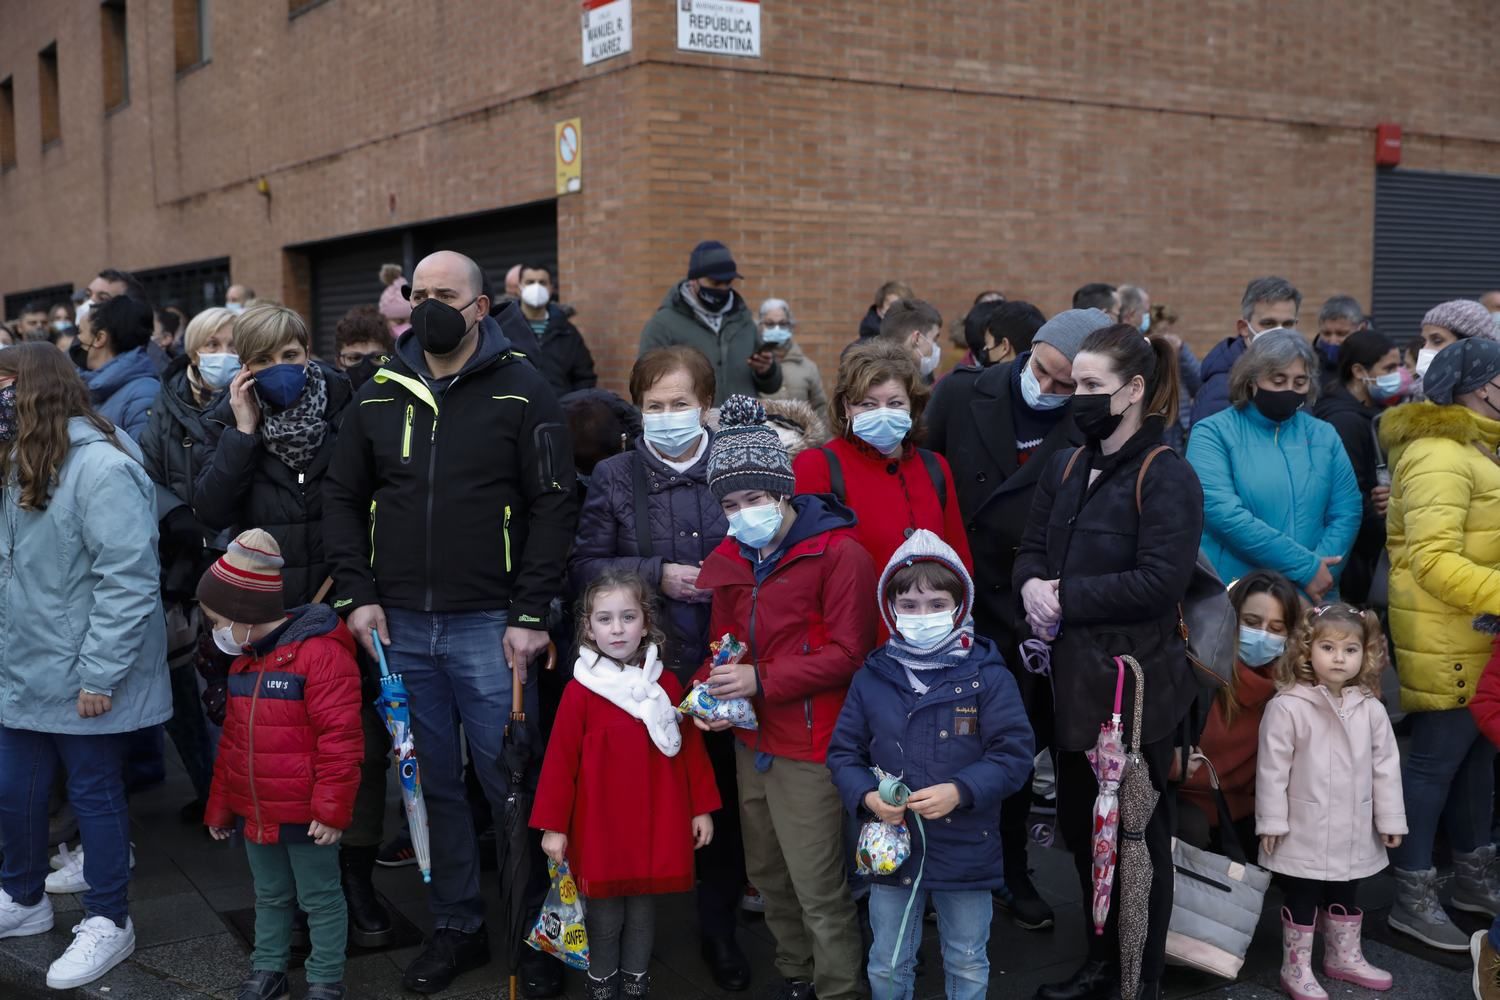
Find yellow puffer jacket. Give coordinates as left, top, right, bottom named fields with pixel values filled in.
left=1381, top=402, right=1500, bottom=713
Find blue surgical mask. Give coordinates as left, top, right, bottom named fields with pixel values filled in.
left=1237, top=626, right=1286, bottom=668
left=643, top=407, right=704, bottom=456
left=1020, top=359, right=1070, bottom=411
left=761, top=326, right=792, bottom=346
left=1367, top=368, right=1412, bottom=404
left=894, top=610, right=956, bottom=649
left=1139, top=313, right=1151, bottom=334
left=727, top=501, right=784, bottom=549
left=851, top=407, right=912, bottom=454
left=196, top=352, right=241, bottom=391
left=252, top=363, right=308, bottom=410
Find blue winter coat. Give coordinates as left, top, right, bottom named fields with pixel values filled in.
left=1187, top=403, right=1362, bottom=595
left=570, top=434, right=727, bottom=680
left=82, top=347, right=161, bottom=443
left=0, top=418, right=171, bottom=734
left=826, top=637, right=1033, bottom=891
left=1188, top=337, right=1245, bottom=428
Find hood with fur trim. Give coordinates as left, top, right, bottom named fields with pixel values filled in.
left=875, top=528, right=975, bottom=637
left=1378, top=400, right=1500, bottom=465
left=761, top=397, right=831, bottom=458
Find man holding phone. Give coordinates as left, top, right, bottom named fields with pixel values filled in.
left=639, top=240, right=781, bottom=404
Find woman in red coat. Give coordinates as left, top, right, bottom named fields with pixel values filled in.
left=793, top=340, right=971, bottom=641
left=532, top=570, right=720, bottom=1000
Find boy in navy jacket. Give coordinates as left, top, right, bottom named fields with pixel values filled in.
left=827, top=529, right=1033, bottom=1000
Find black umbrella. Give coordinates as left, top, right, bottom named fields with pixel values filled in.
left=502, top=644, right=556, bottom=1000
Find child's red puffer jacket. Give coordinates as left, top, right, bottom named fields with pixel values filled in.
left=205, top=604, right=364, bottom=845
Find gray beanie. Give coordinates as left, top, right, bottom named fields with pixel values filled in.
left=707, top=396, right=795, bottom=500
left=1033, top=308, right=1115, bottom=361
left=1421, top=337, right=1500, bottom=405
left=1423, top=299, right=1495, bottom=343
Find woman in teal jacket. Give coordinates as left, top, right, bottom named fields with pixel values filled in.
left=1187, top=331, right=1361, bottom=603
left=0, top=344, right=170, bottom=990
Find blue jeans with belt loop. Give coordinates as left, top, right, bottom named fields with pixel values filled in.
left=385, top=607, right=543, bottom=933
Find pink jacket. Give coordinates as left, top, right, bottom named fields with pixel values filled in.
left=1254, top=683, right=1407, bottom=881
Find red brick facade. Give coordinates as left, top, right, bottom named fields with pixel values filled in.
left=3, top=0, right=1499, bottom=387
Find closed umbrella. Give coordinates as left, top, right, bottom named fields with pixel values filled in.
left=1086, top=656, right=1130, bottom=935
left=1116, top=655, right=1160, bottom=1000
left=372, top=630, right=431, bottom=884
left=502, top=645, right=557, bottom=1000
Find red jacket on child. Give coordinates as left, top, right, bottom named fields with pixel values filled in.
left=1472, top=636, right=1500, bottom=746
left=205, top=604, right=364, bottom=845
left=530, top=660, right=720, bottom=898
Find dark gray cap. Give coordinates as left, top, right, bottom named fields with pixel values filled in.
left=1422, top=337, right=1500, bottom=405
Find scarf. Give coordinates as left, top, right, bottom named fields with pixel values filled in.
left=572, top=643, right=682, bottom=757
left=886, top=621, right=976, bottom=695
left=682, top=280, right=732, bottom=334
left=260, top=363, right=328, bottom=473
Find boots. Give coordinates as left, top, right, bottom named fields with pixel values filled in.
left=1388, top=866, right=1471, bottom=951
left=1454, top=846, right=1500, bottom=918
left=586, top=971, right=620, bottom=1000
left=1317, top=905, right=1391, bottom=990
left=622, top=971, right=650, bottom=999
left=1278, top=908, right=1327, bottom=1000
left=340, top=845, right=394, bottom=948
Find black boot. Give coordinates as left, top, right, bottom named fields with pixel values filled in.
left=700, top=935, right=750, bottom=991
left=520, top=945, right=564, bottom=998
left=339, top=845, right=393, bottom=948
left=1034, top=959, right=1119, bottom=1000
left=621, top=971, right=650, bottom=999
left=585, top=971, right=620, bottom=1000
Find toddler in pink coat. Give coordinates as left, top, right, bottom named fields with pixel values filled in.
left=1255, top=604, right=1407, bottom=1000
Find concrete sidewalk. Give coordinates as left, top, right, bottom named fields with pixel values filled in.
left=0, top=761, right=1477, bottom=999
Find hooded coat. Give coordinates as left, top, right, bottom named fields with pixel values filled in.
left=82, top=346, right=161, bottom=442
left=639, top=283, right=782, bottom=404
left=826, top=531, right=1033, bottom=890
left=1254, top=682, right=1406, bottom=881
left=1179, top=659, right=1278, bottom=826
left=1187, top=336, right=1246, bottom=428
left=1379, top=401, right=1500, bottom=712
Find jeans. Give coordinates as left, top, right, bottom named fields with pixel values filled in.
left=866, top=884, right=991, bottom=1000
left=584, top=894, right=655, bottom=978
left=386, top=607, right=542, bottom=933
left=244, top=840, right=346, bottom=983
left=1390, top=708, right=1495, bottom=872
left=0, top=727, right=131, bottom=924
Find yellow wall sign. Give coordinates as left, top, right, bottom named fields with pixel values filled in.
left=556, top=119, right=582, bottom=195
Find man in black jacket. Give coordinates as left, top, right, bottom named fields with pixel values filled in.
left=324, top=250, right=579, bottom=995
left=517, top=262, right=598, bottom=398
left=924, top=307, right=1109, bottom=934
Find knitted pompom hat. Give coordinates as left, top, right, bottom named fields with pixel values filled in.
left=707, top=395, right=795, bottom=500
left=196, top=528, right=286, bottom=624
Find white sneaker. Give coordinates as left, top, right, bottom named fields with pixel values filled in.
left=46, top=916, right=135, bottom=989
left=0, top=888, right=53, bottom=939
left=45, top=843, right=136, bottom=895
left=48, top=842, right=75, bottom=871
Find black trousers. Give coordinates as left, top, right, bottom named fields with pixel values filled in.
left=695, top=729, right=747, bottom=941
left=1057, top=733, right=1178, bottom=982
left=1279, top=876, right=1361, bottom=926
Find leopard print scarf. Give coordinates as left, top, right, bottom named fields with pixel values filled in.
left=260, top=363, right=328, bottom=473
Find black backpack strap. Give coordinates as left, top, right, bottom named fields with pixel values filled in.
left=631, top=452, right=655, bottom=560
left=917, top=448, right=947, bottom=513
left=820, top=446, right=845, bottom=503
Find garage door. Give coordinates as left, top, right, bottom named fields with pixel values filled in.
left=1373, top=168, right=1500, bottom=342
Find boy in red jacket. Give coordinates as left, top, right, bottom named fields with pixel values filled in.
left=198, top=529, right=363, bottom=1000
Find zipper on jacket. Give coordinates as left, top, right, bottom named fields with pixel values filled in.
left=422, top=378, right=454, bottom=612
left=503, top=505, right=513, bottom=573
left=368, top=500, right=378, bottom=567
left=248, top=668, right=265, bottom=835
left=803, top=698, right=813, bottom=731
left=401, top=404, right=414, bottom=465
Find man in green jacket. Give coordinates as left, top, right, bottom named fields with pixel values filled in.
left=639, top=240, right=782, bottom=404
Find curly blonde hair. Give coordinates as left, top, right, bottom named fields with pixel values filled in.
left=575, top=569, right=666, bottom=664
left=1274, top=604, right=1386, bottom=693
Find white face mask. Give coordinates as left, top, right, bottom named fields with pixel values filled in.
left=895, top=609, right=957, bottom=649
left=212, top=622, right=246, bottom=656
left=918, top=337, right=942, bottom=377
left=642, top=407, right=704, bottom=456
left=196, top=352, right=242, bottom=390
left=224, top=302, right=246, bottom=316
left=521, top=282, right=551, bottom=309
left=1020, top=360, right=1071, bottom=410
left=74, top=300, right=92, bottom=327
left=1416, top=347, right=1440, bottom=378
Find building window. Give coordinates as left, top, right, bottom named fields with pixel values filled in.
left=0, top=77, right=16, bottom=169
left=101, top=1, right=129, bottom=111
left=38, top=44, right=60, bottom=147
left=174, top=0, right=209, bottom=72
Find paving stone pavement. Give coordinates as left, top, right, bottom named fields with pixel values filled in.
left=0, top=763, right=1478, bottom=999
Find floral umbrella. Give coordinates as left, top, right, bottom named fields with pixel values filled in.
left=1085, top=656, right=1130, bottom=935
left=1117, top=655, right=1160, bottom=1000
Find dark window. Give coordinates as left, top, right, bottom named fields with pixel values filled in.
left=133, top=257, right=232, bottom=318
left=38, top=43, right=60, bottom=146
left=4, top=283, right=74, bottom=324
left=0, top=77, right=16, bottom=169
left=101, top=1, right=129, bottom=111
left=174, top=0, right=209, bottom=72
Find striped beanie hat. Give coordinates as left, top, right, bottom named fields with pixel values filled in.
left=707, top=395, right=795, bottom=500
left=197, top=528, right=285, bottom=623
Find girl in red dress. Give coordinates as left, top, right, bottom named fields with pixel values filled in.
left=532, top=570, right=721, bottom=1000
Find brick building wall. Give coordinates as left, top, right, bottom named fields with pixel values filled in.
left=3, top=0, right=1499, bottom=390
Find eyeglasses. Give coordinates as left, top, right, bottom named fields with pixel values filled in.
left=339, top=351, right=385, bottom=367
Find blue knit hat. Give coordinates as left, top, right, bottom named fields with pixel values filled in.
left=707, top=396, right=794, bottom=500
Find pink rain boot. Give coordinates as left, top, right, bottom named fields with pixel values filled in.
left=1318, top=904, right=1393, bottom=990
left=1279, top=907, right=1328, bottom=1000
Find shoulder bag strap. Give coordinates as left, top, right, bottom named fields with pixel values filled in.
left=917, top=448, right=947, bottom=513
left=1135, top=445, right=1190, bottom=640
left=1059, top=446, right=1085, bottom=485
left=820, top=446, right=846, bottom=503
left=632, top=451, right=655, bottom=560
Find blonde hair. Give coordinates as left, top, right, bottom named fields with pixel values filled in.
left=575, top=570, right=666, bottom=663
left=232, top=302, right=309, bottom=364
left=1274, top=604, right=1386, bottom=693
left=183, top=307, right=236, bottom=358
left=830, top=339, right=930, bottom=441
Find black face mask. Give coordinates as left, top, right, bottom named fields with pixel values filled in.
left=1252, top=388, right=1306, bottom=423
left=1073, top=385, right=1128, bottom=442
left=409, top=297, right=477, bottom=356
left=68, top=341, right=90, bottom=370
left=696, top=284, right=732, bottom=311
left=345, top=356, right=381, bottom=391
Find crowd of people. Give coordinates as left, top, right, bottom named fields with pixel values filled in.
left=7, top=244, right=1500, bottom=1000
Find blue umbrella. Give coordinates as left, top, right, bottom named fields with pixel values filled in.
left=372, top=630, right=431, bottom=884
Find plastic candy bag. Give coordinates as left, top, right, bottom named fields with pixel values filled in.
left=856, top=820, right=912, bottom=876
left=678, top=633, right=759, bottom=730
left=526, top=858, right=589, bottom=970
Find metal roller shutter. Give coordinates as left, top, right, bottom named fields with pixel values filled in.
left=134, top=257, right=231, bottom=316
left=308, top=234, right=404, bottom=360
left=1373, top=169, right=1500, bottom=343
left=416, top=201, right=559, bottom=299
